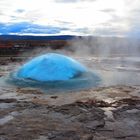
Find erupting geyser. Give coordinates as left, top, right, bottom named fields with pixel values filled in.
left=16, top=53, right=87, bottom=81
left=8, top=53, right=101, bottom=92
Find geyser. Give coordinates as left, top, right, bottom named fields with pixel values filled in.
left=16, top=53, right=87, bottom=81
left=8, top=53, right=101, bottom=92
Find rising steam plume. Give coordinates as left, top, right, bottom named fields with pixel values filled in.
left=68, top=36, right=140, bottom=57
left=25, top=36, right=140, bottom=58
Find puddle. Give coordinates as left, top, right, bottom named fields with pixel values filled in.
left=0, top=115, right=14, bottom=125
left=88, top=57, right=140, bottom=87
left=126, top=109, right=139, bottom=113
left=35, top=136, right=47, bottom=140
left=0, top=111, right=19, bottom=125
left=0, top=103, right=15, bottom=109
left=102, top=107, right=115, bottom=121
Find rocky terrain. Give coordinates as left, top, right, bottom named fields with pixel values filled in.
left=0, top=57, right=140, bottom=140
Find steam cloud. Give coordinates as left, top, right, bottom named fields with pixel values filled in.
left=24, top=36, right=140, bottom=59
left=68, top=37, right=140, bottom=57
left=17, top=36, right=140, bottom=87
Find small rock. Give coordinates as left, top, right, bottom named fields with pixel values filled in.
left=86, top=120, right=105, bottom=130
left=81, top=134, right=93, bottom=140
left=16, top=88, right=43, bottom=94
left=50, top=96, right=58, bottom=99
left=126, top=109, right=139, bottom=113
left=0, top=98, right=17, bottom=103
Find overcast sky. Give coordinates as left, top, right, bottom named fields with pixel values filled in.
left=0, top=0, right=140, bottom=36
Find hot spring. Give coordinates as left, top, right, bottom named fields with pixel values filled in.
left=7, top=53, right=101, bottom=93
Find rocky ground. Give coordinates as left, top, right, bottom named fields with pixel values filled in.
left=0, top=57, right=140, bottom=140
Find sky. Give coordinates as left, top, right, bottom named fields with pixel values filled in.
left=0, top=0, right=140, bottom=36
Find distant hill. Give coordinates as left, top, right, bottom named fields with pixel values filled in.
left=0, top=35, right=77, bottom=41
left=0, top=35, right=140, bottom=57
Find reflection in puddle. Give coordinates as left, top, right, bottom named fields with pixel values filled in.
left=0, top=115, right=14, bottom=125
left=0, top=111, right=18, bottom=125
left=0, top=103, right=14, bottom=109
left=102, top=107, right=115, bottom=120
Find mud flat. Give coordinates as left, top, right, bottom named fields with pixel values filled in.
left=0, top=57, right=140, bottom=140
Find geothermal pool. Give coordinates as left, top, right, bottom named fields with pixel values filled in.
left=80, top=56, right=140, bottom=86
left=0, top=55, right=140, bottom=93
left=6, top=53, right=101, bottom=93
left=0, top=55, right=140, bottom=140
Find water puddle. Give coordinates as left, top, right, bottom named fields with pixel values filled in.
left=0, top=111, right=19, bottom=125
left=0, top=115, right=14, bottom=125
left=0, top=103, right=15, bottom=109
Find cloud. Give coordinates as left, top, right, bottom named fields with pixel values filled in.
left=93, top=27, right=125, bottom=37
left=100, top=9, right=115, bottom=13
left=54, top=0, right=96, bottom=3
left=54, top=0, right=79, bottom=2
left=0, top=0, right=140, bottom=36
left=16, top=9, right=25, bottom=13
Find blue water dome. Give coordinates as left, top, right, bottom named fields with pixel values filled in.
left=8, top=53, right=101, bottom=93
left=16, top=53, right=87, bottom=81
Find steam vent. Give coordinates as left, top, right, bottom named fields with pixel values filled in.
left=8, top=53, right=101, bottom=92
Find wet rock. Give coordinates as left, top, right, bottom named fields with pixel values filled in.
left=0, top=98, right=17, bottom=103
left=112, top=105, right=140, bottom=139
left=35, top=136, right=49, bottom=140
left=124, top=137, right=140, bottom=140
left=54, top=102, right=105, bottom=118
left=76, top=99, right=111, bottom=108
left=113, top=98, right=140, bottom=106
left=47, top=131, right=80, bottom=140
left=126, top=109, right=139, bottom=113
left=113, top=105, right=140, bottom=120
left=0, top=61, right=7, bottom=65
left=81, top=134, right=93, bottom=140
left=0, top=115, right=14, bottom=125
left=50, top=96, right=58, bottom=99
left=16, top=88, right=43, bottom=95
left=32, top=98, right=48, bottom=105
left=102, top=107, right=115, bottom=121
left=86, top=120, right=105, bottom=130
